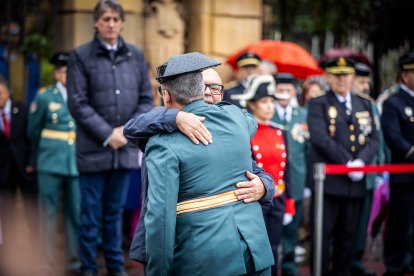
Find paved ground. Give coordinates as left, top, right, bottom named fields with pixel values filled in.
left=2, top=193, right=412, bottom=276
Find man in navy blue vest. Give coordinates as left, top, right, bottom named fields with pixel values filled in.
left=67, top=1, right=153, bottom=275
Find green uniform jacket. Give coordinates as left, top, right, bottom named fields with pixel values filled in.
left=272, top=106, right=309, bottom=201
left=145, top=100, right=273, bottom=276
left=28, top=84, right=78, bottom=176
left=366, top=103, right=387, bottom=190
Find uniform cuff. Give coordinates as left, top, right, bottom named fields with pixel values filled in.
left=285, top=198, right=296, bottom=215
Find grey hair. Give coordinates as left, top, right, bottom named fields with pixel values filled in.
left=163, top=72, right=204, bottom=105
left=93, top=0, right=125, bottom=22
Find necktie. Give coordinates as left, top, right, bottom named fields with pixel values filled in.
left=2, top=112, right=10, bottom=138
left=281, top=109, right=288, bottom=126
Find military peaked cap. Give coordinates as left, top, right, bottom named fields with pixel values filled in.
left=236, top=51, right=261, bottom=68
left=398, top=51, right=414, bottom=71
left=354, top=63, right=371, bottom=76
left=274, top=73, right=298, bottom=85
left=323, top=57, right=355, bottom=74
left=49, top=52, right=69, bottom=67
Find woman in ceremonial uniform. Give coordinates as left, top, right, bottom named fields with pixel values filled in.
left=236, top=74, right=295, bottom=275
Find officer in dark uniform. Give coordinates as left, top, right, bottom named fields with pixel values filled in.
left=223, top=51, right=261, bottom=108
left=382, top=51, right=414, bottom=276
left=28, top=52, right=80, bottom=274
left=307, top=57, right=379, bottom=276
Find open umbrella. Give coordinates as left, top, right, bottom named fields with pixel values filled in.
left=319, top=48, right=371, bottom=67
left=226, top=40, right=323, bottom=80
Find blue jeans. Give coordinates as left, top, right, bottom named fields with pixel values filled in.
left=79, top=169, right=132, bottom=272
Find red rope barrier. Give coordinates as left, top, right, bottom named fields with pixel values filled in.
left=324, top=164, right=414, bottom=175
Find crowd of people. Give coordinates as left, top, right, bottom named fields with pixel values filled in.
left=0, top=0, right=414, bottom=276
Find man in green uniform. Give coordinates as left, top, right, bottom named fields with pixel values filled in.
left=271, top=73, right=310, bottom=276
left=28, top=52, right=80, bottom=275
left=145, top=52, right=273, bottom=275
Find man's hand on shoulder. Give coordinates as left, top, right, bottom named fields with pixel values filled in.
left=176, top=111, right=212, bottom=145
left=109, top=126, right=128, bottom=149
left=235, top=171, right=266, bottom=203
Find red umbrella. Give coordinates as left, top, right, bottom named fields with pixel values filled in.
left=319, top=48, right=371, bottom=67
left=225, top=40, right=323, bottom=80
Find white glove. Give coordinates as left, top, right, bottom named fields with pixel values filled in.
left=346, top=159, right=365, bottom=182
left=283, top=213, right=293, bottom=225
left=303, top=187, right=312, bottom=199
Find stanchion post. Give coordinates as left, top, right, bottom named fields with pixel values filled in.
left=313, top=163, right=325, bottom=276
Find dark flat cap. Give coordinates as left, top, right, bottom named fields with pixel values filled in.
left=156, top=52, right=221, bottom=83
left=354, top=63, right=371, bottom=76
left=274, top=73, right=297, bottom=85
left=323, top=57, right=355, bottom=74
left=49, top=52, right=69, bottom=67
left=236, top=51, right=261, bottom=68
left=398, top=51, right=414, bottom=71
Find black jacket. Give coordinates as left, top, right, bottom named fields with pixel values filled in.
left=0, top=101, right=34, bottom=185
left=381, top=86, right=414, bottom=184
left=307, top=90, right=379, bottom=198
left=67, top=34, right=153, bottom=172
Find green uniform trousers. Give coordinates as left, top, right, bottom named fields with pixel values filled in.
left=281, top=201, right=303, bottom=276
left=38, top=172, right=80, bottom=269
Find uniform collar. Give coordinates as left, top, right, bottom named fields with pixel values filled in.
left=183, top=99, right=208, bottom=113
left=56, top=81, right=67, bottom=102
left=400, top=84, right=414, bottom=97
left=274, top=101, right=293, bottom=122
left=334, top=90, right=352, bottom=110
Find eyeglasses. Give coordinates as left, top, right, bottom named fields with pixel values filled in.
left=205, top=83, right=224, bottom=95
left=158, top=86, right=167, bottom=96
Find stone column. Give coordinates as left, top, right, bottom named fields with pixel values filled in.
left=183, top=0, right=262, bottom=82
left=58, top=0, right=144, bottom=51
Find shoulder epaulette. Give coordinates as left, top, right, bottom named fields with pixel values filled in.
left=224, top=80, right=238, bottom=90
left=355, top=92, right=374, bottom=102
left=312, top=90, right=325, bottom=98
left=38, top=87, right=47, bottom=94
left=269, top=121, right=285, bottom=130
left=385, top=86, right=400, bottom=99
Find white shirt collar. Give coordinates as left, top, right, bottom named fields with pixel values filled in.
left=1, top=99, right=11, bottom=116
left=275, top=101, right=293, bottom=122
left=334, top=91, right=352, bottom=110
left=56, top=82, right=67, bottom=102
left=401, top=84, right=414, bottom=97
left=100, top=39, right=118, bottom=51
left=0, top=99, right=11, bottom=129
